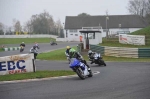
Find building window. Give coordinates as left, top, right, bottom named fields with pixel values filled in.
left=69, top=29, right=77, bottom=33
left=75, top=34, right=78, bottom=36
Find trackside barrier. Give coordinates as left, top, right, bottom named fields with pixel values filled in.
left=3, top=47, right=20, bottom=51
left=104, top=46, right=138, bottom=58
left=89, top=44, right=150, bottom=58
left=0, top=54, right=36, bottom=75
left=89, top=45, right=104, bottom=55
left=138, top=48, right=150, bottom=58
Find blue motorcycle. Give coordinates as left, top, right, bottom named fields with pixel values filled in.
left=70, top=58, right=93, bottom=80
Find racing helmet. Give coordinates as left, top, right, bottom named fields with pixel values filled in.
left=88, top=50, right=93, bottom=55
left=88, top=50, right=92, bottom=54
left=66, top=46, right=70, bottom=49
left=22, top=42, right=24, bottom=44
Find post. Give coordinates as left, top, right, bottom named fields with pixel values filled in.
left=106, top=16, right=109, bottom=39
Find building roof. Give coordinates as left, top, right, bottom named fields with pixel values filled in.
left=65, top=15, right=149, bottom=29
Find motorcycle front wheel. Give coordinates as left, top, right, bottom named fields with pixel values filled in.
left=88, top=70, right=93, bottom=77
left=76, top=67, right=86, bottom=80
left=99, top=59, right=106, bottom=66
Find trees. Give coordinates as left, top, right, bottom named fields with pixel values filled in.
left=78, top=13, right=90, bottom=17
left=13, top=19, right=22, bottom=34
left=145, top=0, right=150, bottom=24
left=127, top=0, right=150, bottom=23
left=55, top=19, right=63, bottom=37
left=25, top=10, right=61, bottom=35
left=0, top=23, right=4, bottom=35
left=127, top=0, right=147, bottom=16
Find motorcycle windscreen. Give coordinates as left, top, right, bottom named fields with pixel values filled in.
left=94, top=53, right=101, bottom=59
left=69, top=58, right=80, bottom=68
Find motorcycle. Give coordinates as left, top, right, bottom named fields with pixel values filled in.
left=89, top=52, right=106, bottom=66
left=50, top=41, right=57, bottom=45
left=70, top=58, right=93, bottom=80
left=20, top=46, right=24, bottom=52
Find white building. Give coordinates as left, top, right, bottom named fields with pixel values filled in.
left=63, top=15, right=149, bottom=42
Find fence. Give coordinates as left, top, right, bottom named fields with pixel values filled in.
left=89, top=44, right=150, bottom=58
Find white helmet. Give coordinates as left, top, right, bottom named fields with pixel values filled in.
left=22, top=42, right=24, bottom=44
left=88, top=50, right=92, bottom=54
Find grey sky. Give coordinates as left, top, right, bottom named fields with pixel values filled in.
left=0, top=0, right=129, bottom=27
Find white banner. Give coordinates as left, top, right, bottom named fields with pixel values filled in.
left=0, top=54, right=35, bottom=75
left=119, top=34, right=145, bottom=45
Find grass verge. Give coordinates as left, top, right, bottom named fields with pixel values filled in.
left=37, top=47, right=77, bottom=60
left=0, top=48, right=3, bottom=52
left=0, top=70, right=75, bottom=81
left=0, top=38, right=55, bottom=45
left=100, top=38, right=150, bottom=48
left=37, top=47, right=150, bottom=62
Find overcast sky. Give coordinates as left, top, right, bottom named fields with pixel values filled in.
left=0, top=0, right=129, bottom=27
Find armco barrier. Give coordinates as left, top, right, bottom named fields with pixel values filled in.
left=89, top=45, right=104, bottom=55
left=3, top=47, right=20, bottom=51
left=104, top=46, right=138, bottom=58
left=89, top=44, right=150, bottom=58
left=138, top=48, right=150, bottom=58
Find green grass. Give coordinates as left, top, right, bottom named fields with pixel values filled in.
left=0, top=48, right=3, bottom=52
left=0, top=70, right=75, bottom=81
left=37, top=46, right=150, bottom=62
left=100, top=38, right=150, bottom=48
left=100, top=26, right=150, bottom=47
left=131, top=26, right=150, bottom=35
left=37, top=47, right=77, bottom=60
left=37, top=48, right=66, bottom=60
left=0, top=38, right=55, bottom=45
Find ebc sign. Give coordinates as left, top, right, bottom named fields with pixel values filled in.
left=0, top=54, right=35, bottom=75
left=0, top=60, right=26, bottom=74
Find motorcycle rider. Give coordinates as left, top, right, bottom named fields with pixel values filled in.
left=30, top=46, right=38, bottom=59
left=20, top=42, right=25, bottom=52
left=69, top=48, right=91, bottom=71
left=34, top=42, right=40, bottom=49
left=65, top=46, right=71, bottom=56
left=50, top=40, right=57, bottom=45
left=88, top=50, right=95, bottom=64
left=20, top=42, right=25, bottom=47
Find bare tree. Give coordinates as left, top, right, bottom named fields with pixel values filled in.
left=13, top=19, right=22, bottom=33
left=127, top=0, right=148, bottom=16
left=0, top=22, right=4, bottom=30
left=78, top=13, right=90, bottom=17
left=0, top=22, right=4, bottom=35
left=55, top=19, right=63, bottom=36
left=23, top=21, right=32, bottom=33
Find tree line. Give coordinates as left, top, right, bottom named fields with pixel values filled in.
left=0, top=0, right=150, bottom=36
left=0, top=10, right=64, bottom=37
